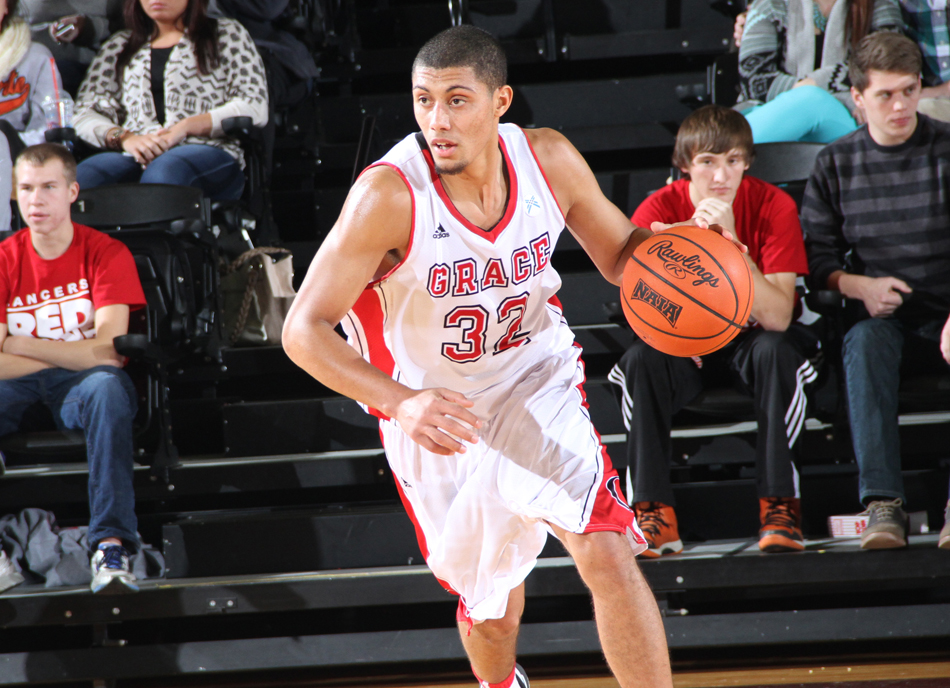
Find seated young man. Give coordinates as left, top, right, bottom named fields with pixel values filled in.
left=609, top=105, right=813, bottom=556
left=803, top=31, right=950, bottom=551
left=0, top=143, right=147, bottom=593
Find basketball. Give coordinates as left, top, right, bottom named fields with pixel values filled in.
left=621, top=225, right=754, bottom=357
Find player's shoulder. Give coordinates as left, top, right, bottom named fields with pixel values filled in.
left=521, top=127, right=576, bottom=163
left=352, top=164, right=414, bottom=208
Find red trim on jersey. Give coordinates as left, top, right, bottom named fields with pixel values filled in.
left=521, top=127, right=567, bottom=223
left=360, top=162, right=416, bottom=287
left=421, top=136, right=519, bottom=244
left=572, top=347, right=644, bottom=542
left=351, top=289, right=396, bottom=420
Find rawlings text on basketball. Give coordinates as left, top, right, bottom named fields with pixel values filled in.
left=646, top=239, right=720, bottom=288
left=630, top=279, right=683, bottom=327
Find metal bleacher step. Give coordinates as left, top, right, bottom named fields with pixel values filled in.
left=1, top=536, right=947, bottom=685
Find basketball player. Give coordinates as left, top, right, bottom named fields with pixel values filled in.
left=283, top=26, right=737, bottom=688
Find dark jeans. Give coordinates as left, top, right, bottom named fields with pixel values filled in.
left=608, top=328, right=817, bottom=506
left=76, top=144, right=244, bottom=201
left=842, top=316, right=950, bottom=506
left=0, top=366, right=139, bottom=550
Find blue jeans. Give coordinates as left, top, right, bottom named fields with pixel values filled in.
left=76, top=144, right=244, bottom=201
left=842, top=317, right=950, bottom=506
left=743, top=85, right=858, bottom=144
left=0, top=366, right=139, bottom=550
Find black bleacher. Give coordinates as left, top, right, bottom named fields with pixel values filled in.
left=1, top=1, right=949, bottom=685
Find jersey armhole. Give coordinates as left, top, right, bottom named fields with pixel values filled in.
left=359, top=162, right=417, bottom=288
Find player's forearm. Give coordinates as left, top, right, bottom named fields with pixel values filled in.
left=283, top=318, right=415, bottom=418
left=2, top=336, right=121, bottom=371
left=0, top=351, right=55, bottom=380
left=605, top=226, right=654, bottom=286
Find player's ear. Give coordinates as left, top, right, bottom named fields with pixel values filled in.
left=494, top=85, right=513, bottom=118
left=67, top=181, right=80, bottom=203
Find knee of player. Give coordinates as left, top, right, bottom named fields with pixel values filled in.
left=569, top=531, right=637, bottom=585
left=474, top=613, right=521, bottom=642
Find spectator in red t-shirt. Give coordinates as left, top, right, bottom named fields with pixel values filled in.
left=608, top=105, right=814, bottom=556
left=0, top=143, right=146, bottom=595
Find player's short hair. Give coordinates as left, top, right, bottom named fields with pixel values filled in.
left=15, top=143, right=78, bottom=184
left=849, top=31, right=922, bottom=93
left=672, top=105, right=755, bottom=173
left=412, top=25, right=507, bottom=93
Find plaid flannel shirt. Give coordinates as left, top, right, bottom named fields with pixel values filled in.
left=902, top=0, right=950, bottom=85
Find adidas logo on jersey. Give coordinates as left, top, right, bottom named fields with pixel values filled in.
left=433, top=224, right=450, bottom=239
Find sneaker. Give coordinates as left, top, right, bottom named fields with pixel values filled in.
left=0, top=550, right=24, bottom=594
left=758, top=497, right=804, bottom=553
left=90, top=544, right=139, bottom=594
left=860, top=499, right=909, bottom=550
left=939, top=501, right=950, bottom=550
left=634, top=502, right=683, bottom=558
left=514, top=663, right=529, bottom=688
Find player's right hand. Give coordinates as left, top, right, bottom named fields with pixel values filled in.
left=394, top=388, right=482, bottom=456
left=651, top=217, right=748, bottom=254
left=859, top=276, right=912, bottom=318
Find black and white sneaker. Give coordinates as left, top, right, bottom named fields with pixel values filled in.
left=90, top=544, right=139, bottom=594
left=514, top=664, right=530, bottom=688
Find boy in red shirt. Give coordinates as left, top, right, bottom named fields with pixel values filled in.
left=0, top=143, right=146, bottom=594
left=609, top=105, right=814, bottom=555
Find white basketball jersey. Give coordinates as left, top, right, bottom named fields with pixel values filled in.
left=342, top=123, right=577, bottom=417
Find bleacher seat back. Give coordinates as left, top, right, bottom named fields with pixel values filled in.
left=72, top=184, right=206, bottom=230
left=747, top=141, right=824, bottom=209
left=748, top=142, right=824, bottom=185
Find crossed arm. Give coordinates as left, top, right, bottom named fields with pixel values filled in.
left=0, top=304, right=130, bottom=381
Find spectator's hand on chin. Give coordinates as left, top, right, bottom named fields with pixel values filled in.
left=122, top=133, right=170, bottom=166
left=793, top=78, right=818, bottom=88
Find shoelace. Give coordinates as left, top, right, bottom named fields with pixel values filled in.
left=99, top=546, right=127, bottom=571
left=637, top=502, right=670, bottom=539
left=762, top=498, right=797, bottom=530
left=866, top=498, right=903, bottom=521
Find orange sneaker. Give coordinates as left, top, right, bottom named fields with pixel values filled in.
left=758, top=497, right=804, bottom=553
left=634, top=502, right=683, bottom=558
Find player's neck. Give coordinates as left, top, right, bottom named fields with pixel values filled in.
left=30, top=221, right=75, bottom=260
left=439, top=144, right=509, bottom=230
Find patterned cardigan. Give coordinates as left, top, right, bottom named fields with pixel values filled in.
left=739, top=0, right=901, bottom=108
left=74, top=17, right=268, bottom=166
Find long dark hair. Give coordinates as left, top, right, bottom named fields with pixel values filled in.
left=116, top=0, right=220, bottom=78
left=848, top=0, right=874, bottom=49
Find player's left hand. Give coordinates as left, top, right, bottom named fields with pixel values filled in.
left=651, top=217, right=748, bottom=254
left=941, top=314, right=950, bottom=364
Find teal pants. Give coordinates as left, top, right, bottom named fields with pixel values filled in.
left=743, top=85, right=857, bottom=144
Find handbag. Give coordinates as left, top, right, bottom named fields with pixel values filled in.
left=220, top=247, right=296, bottom=346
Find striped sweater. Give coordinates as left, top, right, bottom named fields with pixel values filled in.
left=802, top=114, right=950, bottom=312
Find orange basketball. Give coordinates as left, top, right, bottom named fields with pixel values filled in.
left=621, top=226, right=754, bottom=357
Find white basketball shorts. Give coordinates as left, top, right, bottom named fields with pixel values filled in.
left=380, top=347, right=647, bottom=623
